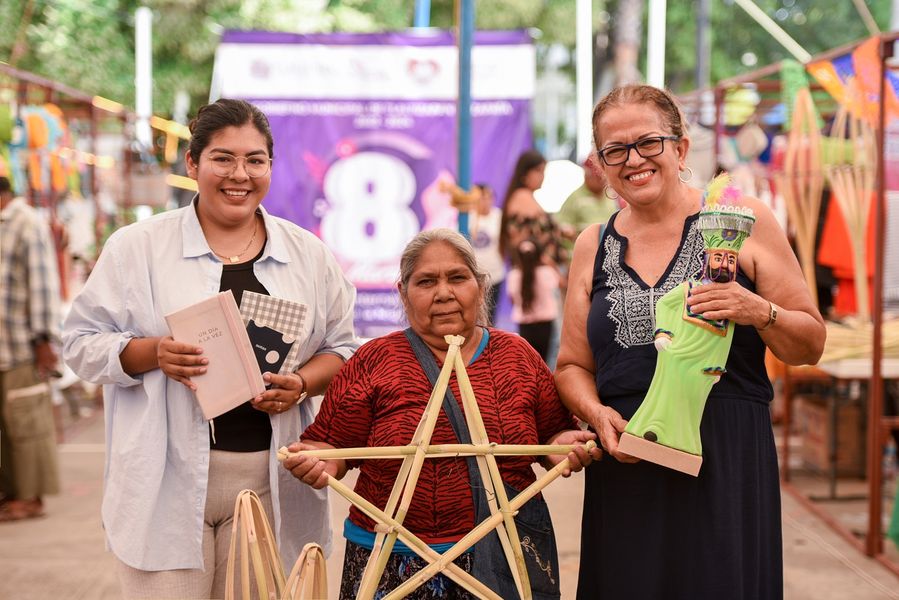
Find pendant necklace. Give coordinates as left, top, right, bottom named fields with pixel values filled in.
left=211, top=219, right=258, bottom=264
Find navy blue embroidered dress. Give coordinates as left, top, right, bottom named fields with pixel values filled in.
left=577, top=212, right=782, bottom=600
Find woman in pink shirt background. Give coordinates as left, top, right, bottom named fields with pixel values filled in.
left=506, top=239, right=561, bottom=362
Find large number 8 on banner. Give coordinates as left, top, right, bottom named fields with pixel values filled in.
left=321, top=151, right=420, bottom=264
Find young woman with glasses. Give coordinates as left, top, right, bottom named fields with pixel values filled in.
left=63, top=98, right=358, bottom=598
left=555, top=85, right=825, bottom=599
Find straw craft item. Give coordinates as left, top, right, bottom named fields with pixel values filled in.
left=284, top=544, right=328, bottom=600
left=819, top=317, right=899, bottom=364
left=224, top=489, right=328, bottom=600
left=823, top=80, right=877, bottom=321
left=439, top=179, right=482, bottom=235
left=277, top=335, right=596, bottom=600
left=774, top=87, right=824, bottom=306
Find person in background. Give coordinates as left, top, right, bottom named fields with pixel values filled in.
left=469, top=183, right=505, bottom=325
left=0, top=175, right=61, bottom=523
left=499, top=150, right=564, bottom=270
left=555, top=84, right=825, bottom=599
left=556, top=153, right=618, bottom=250
left=506, top=239, right=561, bottom=363
left=284, top=228, right=599, bottom=600
left=63, top=99, right=358, bottom=599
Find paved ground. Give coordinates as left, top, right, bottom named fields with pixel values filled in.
left=0, top=411, right=897, bottom=599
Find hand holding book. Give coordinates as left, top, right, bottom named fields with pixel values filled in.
left=164, top=291, right=311, bottom=420
left=250, top=371, right=306, bottom=415
left=156, top=335, right=209, bottom=391
left=164, top=292, right=266, bottom=420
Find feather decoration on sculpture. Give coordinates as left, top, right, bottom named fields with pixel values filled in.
left=703, top=172, right=731, bottom=208
left=703, top=172, right=744, bottom=208
left=699, top=173, right=756, bottom=237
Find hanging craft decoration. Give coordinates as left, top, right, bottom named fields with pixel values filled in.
left=278, top=335, right=595, bottom=600
left=823, top=79, right=877, bottom=321
left=773, top=86, right=824, bottom=307
left=617, top=173, right=755, bottom=476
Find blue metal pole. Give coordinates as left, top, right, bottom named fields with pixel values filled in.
left=457, top=0, right=474, bottom=238
left=414, top=0, right=431, bottom=28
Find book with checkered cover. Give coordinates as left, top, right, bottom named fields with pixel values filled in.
left=239, top=291, right=307, bottom=376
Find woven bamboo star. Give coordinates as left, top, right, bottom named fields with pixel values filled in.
left=278, top=335, right=595, bottom=600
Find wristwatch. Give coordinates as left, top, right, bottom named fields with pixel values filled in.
left=757, top=301, right=778, bottom=331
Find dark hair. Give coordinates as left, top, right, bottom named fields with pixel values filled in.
left=188, top=99, right=274, bottom=163
left=474, top=182, right=492, bottom=193
left=0, top=176, right=11, bottom=194
left=592, top=85, right=687, bottom=151
left=397, top=228, right=490, bottom=327
left=514, top=239, right=543, bottom=312
left=499, top=149, right=546, bottom=259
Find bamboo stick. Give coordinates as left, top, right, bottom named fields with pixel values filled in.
left=225, top=490, right=287, bottom=600
left=324, top=471, right=502, bottom=600
left=383, top=440, right=598, bottom=600
left=277, top=443, right=582, bottom=461
left=452, top=348, right=531, bottom=599
left=357, top=338, right=464, bottom=600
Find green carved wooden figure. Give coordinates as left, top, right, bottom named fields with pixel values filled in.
left=617, top=174, right=756, bottom=476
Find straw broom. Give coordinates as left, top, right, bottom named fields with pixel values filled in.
left=824, top=81, right=877, bottom=321
left=774, top=87, right=824, bottom=306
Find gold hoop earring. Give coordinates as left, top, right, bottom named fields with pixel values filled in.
left=604, top=185, right=619, bottom=200
left=678, top=167, right=694, bottom=183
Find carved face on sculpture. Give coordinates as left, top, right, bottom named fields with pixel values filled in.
left=704, top=250, right=737, bottom=283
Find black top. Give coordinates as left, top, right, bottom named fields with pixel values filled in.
left=587, top=211, right=773, bottom=420
left=209, top=245, right=272, bottom=452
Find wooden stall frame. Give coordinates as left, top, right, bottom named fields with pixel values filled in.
left=682, top=32, right=899, bottom=574
left=0, top=63, right=193, bottom=262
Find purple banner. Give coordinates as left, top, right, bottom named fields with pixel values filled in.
left=216, top=32, right=533, bottom=338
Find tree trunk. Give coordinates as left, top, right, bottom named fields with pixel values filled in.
left=614, top=0, right=644, bottom=86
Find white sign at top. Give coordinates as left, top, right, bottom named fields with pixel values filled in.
left=213, top=43, right=535, bottom=101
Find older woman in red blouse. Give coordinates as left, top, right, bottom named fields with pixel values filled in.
left=283, top=228, right=598, bottom=600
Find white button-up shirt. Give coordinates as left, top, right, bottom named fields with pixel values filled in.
left=62, top=200, right=358, bottom=571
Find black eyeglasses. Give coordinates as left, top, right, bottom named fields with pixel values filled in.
left=597, top=136, right=681, bottom=166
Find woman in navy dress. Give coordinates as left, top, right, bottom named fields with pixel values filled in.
left=555, top=85, right=825, bottom=600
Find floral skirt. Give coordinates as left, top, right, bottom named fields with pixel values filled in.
left=339, top=540, right=475, bottom=600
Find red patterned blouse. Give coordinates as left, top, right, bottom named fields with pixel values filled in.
left=302, top=328, right=575, bottom=544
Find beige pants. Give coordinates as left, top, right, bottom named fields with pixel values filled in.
left=116, top=449, right=274, bottom=599
left=0, top=363, right=60, bottom=499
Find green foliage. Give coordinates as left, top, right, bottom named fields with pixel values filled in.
left=2, top=0, right=895, bottom=117
left=663, top=0, right=893, bottom=93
